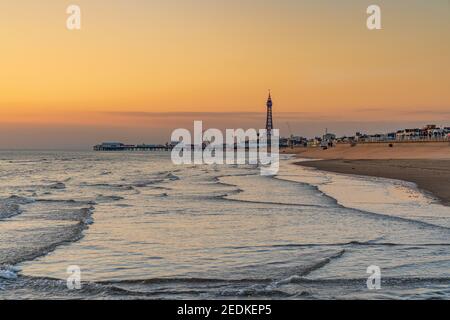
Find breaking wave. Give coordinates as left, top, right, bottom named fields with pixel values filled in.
left=0, top=201, right=95, bottom=267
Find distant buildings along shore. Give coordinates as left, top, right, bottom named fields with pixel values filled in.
left=280, top=124, right=450, bottom=148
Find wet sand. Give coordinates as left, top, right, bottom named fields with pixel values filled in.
left=288, top=142, right=450, bottom=206
left=298, top=159, right=450, bottom=206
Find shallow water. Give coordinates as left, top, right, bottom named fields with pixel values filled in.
left=0, top=151, right=449, bottom=299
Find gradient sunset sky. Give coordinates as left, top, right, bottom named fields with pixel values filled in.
left=1, top=0, right=449, bottom=149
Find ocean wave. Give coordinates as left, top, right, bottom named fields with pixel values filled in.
left=99, top=274, right=450, bottom=289
left=221, top=241, right=450, bottom=252
left=6, top=195, right=36, bottom=204
left=277, top=276, right=450, bottom=286
left=219, top=196, right=332, bottom=209
left=99, top=277, right=273, bottom=285
left=0, top=203, right=95, bottom=266
left=347, top=206, right=450, bottom=232
left=281, top=161, right=450, bottom=230
left=219, top=173, right=450, bottom=231
left=80, top=172, right=180, bottom=191
left=2, top=272, right=449, bottom=300
left=216, top=173, right=338, bottom=208
left=290, top=249, right=346, bottom=278
left=131, top=172, right=180, bottom=187
left=220, top=286, right=294, bottom=298
left=272, top=241, right=450, bottom=248
left=0, top=196, right=35, bottom=219
left=0, top=267, right=450, bottom=299
left=0, top=275, right=227, bottom=299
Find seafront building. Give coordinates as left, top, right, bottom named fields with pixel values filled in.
left=354, top=125, right=450, bottom=143
left=280, top=124, right=450, bottom=149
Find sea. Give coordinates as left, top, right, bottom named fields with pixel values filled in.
left=0, top=150, right=449, bottom=299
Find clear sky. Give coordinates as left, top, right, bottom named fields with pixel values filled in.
left=1, top=0, right=449, bottom=148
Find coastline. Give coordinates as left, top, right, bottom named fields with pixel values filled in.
left=286, top=142, right=450, bottom=206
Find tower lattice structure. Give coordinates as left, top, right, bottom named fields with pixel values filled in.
left=266, top=91, right=273, bottom=138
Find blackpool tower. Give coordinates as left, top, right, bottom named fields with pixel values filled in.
left=265, top=90, right=273, bottom=138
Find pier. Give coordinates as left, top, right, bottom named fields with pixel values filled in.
left=93, top=142, right=172, bottom=151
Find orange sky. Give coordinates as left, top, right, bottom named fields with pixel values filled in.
left=0, top=0, right=449, bottom=148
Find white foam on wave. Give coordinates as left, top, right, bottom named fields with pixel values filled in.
left=278, top=159, right=450, bottom=229
left=0, top=265, right=21, bottom=280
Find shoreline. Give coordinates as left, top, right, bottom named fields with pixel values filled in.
left=286, top=143, right=450, bottom=206
left=297, top=159, right=450, bottom=206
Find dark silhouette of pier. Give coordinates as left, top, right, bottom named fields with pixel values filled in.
left=93, top=142, right=172, bottom=151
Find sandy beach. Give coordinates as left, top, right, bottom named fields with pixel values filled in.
left=284, top=142, right=450, bottom=160
left=287, top=142, right=450, bottom=206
